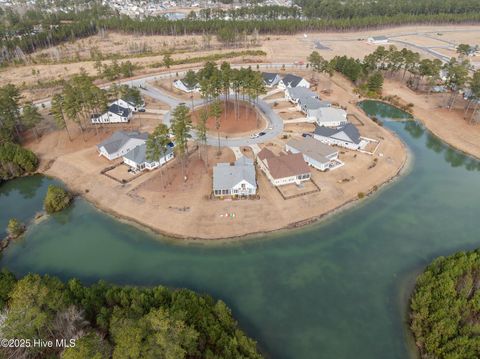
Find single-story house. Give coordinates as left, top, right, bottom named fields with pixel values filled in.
left=91, top=103, right=132, bottom=124
left=213, top=156, right=257, bottom=197
left=257, top=148, right=311, bottom=186
left=97, top=131, right=149, bottom=160
left=367, top=36, right=389, bottom=44
left=173, top=79, right=200, bottom=93
left=298, top=96, right=331, bottom=114
left=314, top=107, right=348, bottom=127
left=285, top=87, right=317, bottom=104
left=286, top=137, right=340, bottom=171
left=313, top=123, right=367, bottom=150
left=262, top=72, right=281, bottom=88
left=123, top=142, right=174, bottom=172
left=278, top=74, right=311, bottom=90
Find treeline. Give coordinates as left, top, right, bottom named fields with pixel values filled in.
left=410, top=250, right=480, bottom=358
left=295, top=0, right=480, bottom=19
left=0, top=84, right=40, bottom=181
left=0, top=269, right=263, bottom=358
left=309, top=45, right=480, bottom=117
left=2, top=8, right=480, bottom=65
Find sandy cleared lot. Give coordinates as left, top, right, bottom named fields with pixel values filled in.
left=28, top=71, right=407, bottom=239
left=383, top=78, right=480, bottom=160
left=4, top=24, right=480, bottom=103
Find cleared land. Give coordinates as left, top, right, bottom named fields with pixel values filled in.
left=192, top=101, right=266, bottom=137
left=28, top=72, right=407, bottom=239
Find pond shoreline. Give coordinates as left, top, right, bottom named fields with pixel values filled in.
left=39, top=103, right=412, bottom=243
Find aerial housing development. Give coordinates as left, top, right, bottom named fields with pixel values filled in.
left=1, top=1, right=480, bottom=358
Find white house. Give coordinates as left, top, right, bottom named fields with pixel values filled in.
left=278, top=74, right=311, bottom=90
left=314, top=107, right=348, bottom=127
left=262, top=72, right=281, bottom=88
left=213, top=156, right=257, bottom=197
left=367, top=36, right=389, bottom=44
left=313, top=124, right=367, bottom=150
left=286, top=137, right=342, bottom=171
left=97, top=131, right=149, bottom=160
left=257, top=148, right=311, bottom=186
left=285, top=87, right=317, bottom=104
left=298, top=96, right=331, bottom=114
left=91, top=103, right=132, bottom=124
left=173, top=79, right=200, bottom=93
left=123, top=142, right=174, bottom=172
left=113, top=98, right=144, bottom=112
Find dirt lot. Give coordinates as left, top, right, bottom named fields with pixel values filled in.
left=5, top=25, right=480, bottom=103
left=382, top=78, right=480, bottom=160
left=191, top=101, right=266, bottom=137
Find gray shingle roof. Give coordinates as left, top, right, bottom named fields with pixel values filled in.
left=287, top=87, right=316, bottom=100
left=282, top=74, right=304, bottom=88
left=213, top=156, right=256, bottom=190
left=287, top=137, right=337, bottom=164
left=108, top=103, right=131, bottom=117
left=124, top=142, right=174, bottom=164
left=299, top=97, right=331, bottom=110
left=314, top=123, right=361, bottom=144
left=97, top=131, right=148, bottom=155
left=262, top=72, right=279, bottom=85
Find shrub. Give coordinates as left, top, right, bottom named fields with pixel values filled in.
left=0, top=142, right=38, bottom=181
left=357, top=192, right=365, bottom=199
left=44, top=185, right=72, bottom=214
left=6, top=218, right=25, bottom=238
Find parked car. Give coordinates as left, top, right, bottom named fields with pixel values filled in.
left=302, top=133, right=312, bottom=138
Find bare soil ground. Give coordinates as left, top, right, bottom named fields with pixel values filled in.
left=5, top=25, right=480, bottom=103
left=191, top=101, right=265, bottom=137
left=382, top=79, right=480, bottom=160
left=28, top=71, right=407, bottom=239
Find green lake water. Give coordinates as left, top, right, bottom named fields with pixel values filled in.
left=1, top=100, right=480, bottom=359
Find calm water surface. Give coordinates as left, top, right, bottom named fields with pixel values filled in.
left=1, top=101, right=480, bottom=359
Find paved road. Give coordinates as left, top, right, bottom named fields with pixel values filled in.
left=149, top=87, right=284, bottom=147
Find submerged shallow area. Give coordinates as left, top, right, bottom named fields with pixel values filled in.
left=1, top=101, right=480, bottom=358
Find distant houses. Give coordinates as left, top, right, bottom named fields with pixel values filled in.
left=257, top=148, right=311, bottom=186
left=367, top=36, right=389, bottom=45
left=98, top=131, right=175, bottom=172
left=173, top=79, right=200, bottom=93
left=262, top=72, right=281, bottom=88
left=213, top=156, right=257, bottom=197
left=286, top=137, right=342, bottom=171
left=278, top=74, right=311, bottom=89
left=123, top=142, right=174, bottom=172
left=97, top=131, right=148, bottom=160
left=313, top=123, right=367, bottom=150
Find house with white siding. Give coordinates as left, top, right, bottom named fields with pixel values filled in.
left=173, top=79, right=200, bottom=93
left=286, top=137, right=342, bottom=171
left=313, top=124, right=368, bottom=150
left=262, top=73, right=281, bottom=88
left=257, top=148, right=311, bottom=186
left=213, top=156, right=257, bottom=197
left=114, top=98, right=144, bottom=112
left=314, top=107, right=348, bottom=127
left=285, top=87, right=317, bottom=104
left=123, top=142, right=174, bottom=172
left=91, top=103, right=133, bottom=124
left=97, top=131, right=149, bottom=160
left=367, top=36, right=389, bottom=44
left=278, top=74, right=311, bottom=90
